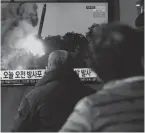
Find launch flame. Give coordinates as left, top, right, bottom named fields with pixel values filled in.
left=18, top=35, right=45, bottom=57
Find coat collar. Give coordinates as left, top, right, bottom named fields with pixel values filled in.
left=35, top=67, right=80, bottom=87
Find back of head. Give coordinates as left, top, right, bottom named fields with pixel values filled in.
left=89, top=23, right=144, bottom=82
left=47, top=50, right=72, bottom=71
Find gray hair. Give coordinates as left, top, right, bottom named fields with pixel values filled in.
left=47, top=50, right=69, bottom=71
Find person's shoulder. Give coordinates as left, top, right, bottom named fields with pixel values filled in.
left=60, top=96, right=93, bottom=132
left=74, top=86, right=112, bottom=110
left=24, top=87, right=40, bottom=102
left=25, top=79, right=59, bottom=103
left=102, top=76, right=144, bottom=96
left=74, top=93, right=97, bottom=113
left=25, top=81, right=48, bottom=99
left=88, top=76, right=144, bottom=106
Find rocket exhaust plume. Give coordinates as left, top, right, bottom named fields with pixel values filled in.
left=1, top=3, right=39, bottom=70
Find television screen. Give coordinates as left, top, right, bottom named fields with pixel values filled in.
left=1, top=1, right=108, bottom=85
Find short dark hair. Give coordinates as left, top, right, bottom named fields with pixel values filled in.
left=89, top=23, right=144, bottom=81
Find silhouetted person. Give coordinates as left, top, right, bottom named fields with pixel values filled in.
left=60, top=23, right=144, bottom=132
left=11, top=50, right=95, bottom=132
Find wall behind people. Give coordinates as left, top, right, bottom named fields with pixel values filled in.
left=119, top=0, right=138, bottom=27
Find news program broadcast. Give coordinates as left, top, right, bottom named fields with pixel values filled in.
left=1, top=1, right=108, bottom=86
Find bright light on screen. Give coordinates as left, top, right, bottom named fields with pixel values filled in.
left=17, top=65, right=24, bottom=70
left=21, top=35, right=45, bottom=57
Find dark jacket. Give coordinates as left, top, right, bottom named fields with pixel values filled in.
left=11, top=67, right=95, bottom=132
left=60, top=76, right=144, bottom=132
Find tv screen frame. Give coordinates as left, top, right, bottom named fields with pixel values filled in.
left=1, top=0, right=119, bottom=86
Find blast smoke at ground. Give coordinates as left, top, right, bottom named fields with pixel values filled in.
left=1, top=3, right=39, bottom=70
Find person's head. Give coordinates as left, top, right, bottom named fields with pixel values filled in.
left=46, top=50, right=72, bottom=72
left=89, top=23, right=144, bottom=82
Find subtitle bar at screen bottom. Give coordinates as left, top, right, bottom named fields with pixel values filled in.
left=1, top=68, right=98, bottom=86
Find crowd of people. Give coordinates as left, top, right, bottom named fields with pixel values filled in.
left=11, top=8, right=144, bottom=132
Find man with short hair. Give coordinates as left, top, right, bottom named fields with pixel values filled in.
left=11, top=50, right=95, bottom=132
left=60, top=23, right=144, bottom=132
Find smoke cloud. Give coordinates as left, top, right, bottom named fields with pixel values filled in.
left=1, top=3, right=39, bottom=70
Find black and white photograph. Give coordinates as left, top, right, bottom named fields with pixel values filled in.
left=1, top=0, right=144, bottom=132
